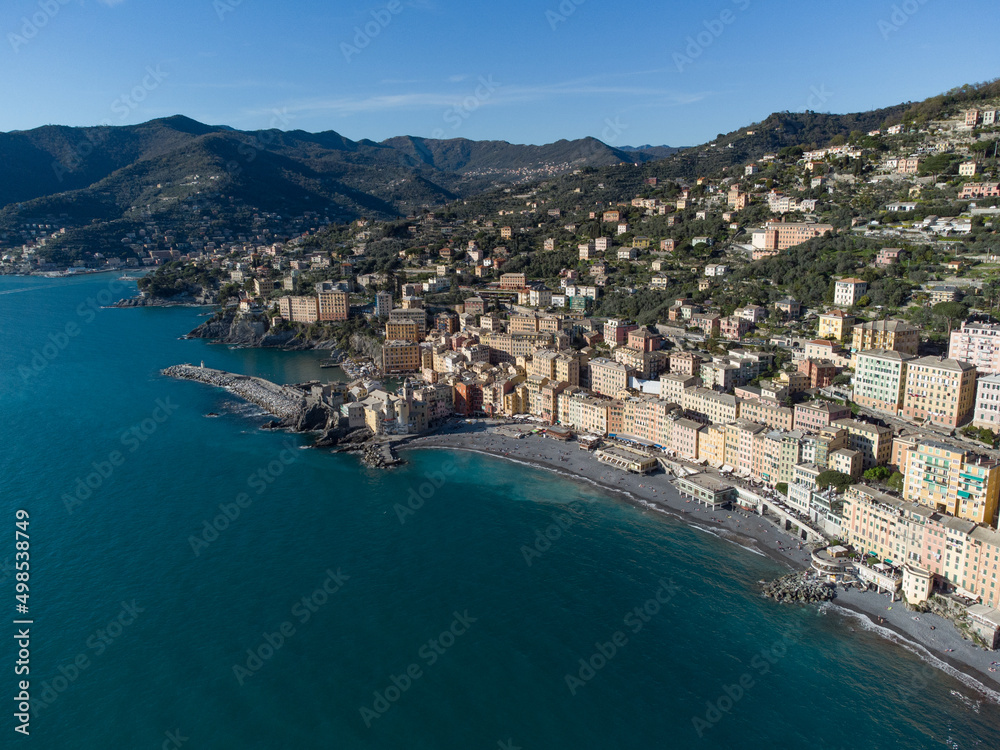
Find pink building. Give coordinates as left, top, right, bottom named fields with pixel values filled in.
left=720, top=316, right=750, bottom=341
left=670, top=418, right=703, bottom=460
left=603, top=319, right=639, bottom=346
left=793, top=401, right=851, bottom=432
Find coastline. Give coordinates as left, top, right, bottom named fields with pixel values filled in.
left=401, top=421, right=1000, bottom=702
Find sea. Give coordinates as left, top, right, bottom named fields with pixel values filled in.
left=1, top=272, right=999, bottom=749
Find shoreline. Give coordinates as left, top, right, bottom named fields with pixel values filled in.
left=401, top=421, right=1000, bottom=702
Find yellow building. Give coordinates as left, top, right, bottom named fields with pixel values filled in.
left=382, top=341, right=421, bottom=374
left=851, top=319, right=920, bottom=356
left=901, top=440, right=1000, bottom=525
left=318, top=291, right=349, bottom=321
left=817, top=310, right=855, bottom=341
left=277, top=295, right=319, bottom=323
left=385, top=320, right=420, bottom=343
left=842, top=485, right=911, bottom=563
left=699, top=424, right=727, bottom=467
left=901, top=357, right=976, bottom=429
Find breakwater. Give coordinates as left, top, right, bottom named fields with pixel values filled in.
left=161, top=364, right=305, bottom=420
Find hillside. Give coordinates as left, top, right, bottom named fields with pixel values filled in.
left=0, top=117, right=676, bottom=261
left=5, top=78, right=1000, bottom=267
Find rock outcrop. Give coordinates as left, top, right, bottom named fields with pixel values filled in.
left=185, top=311, right=345, bottom=351
left=761, top=573, right=836, bottom=604
left=360, top=443, right=403, bottom=469
left=115, top=286, right=216, bottom=307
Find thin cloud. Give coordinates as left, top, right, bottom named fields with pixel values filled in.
left=267, top=81, right=711, bottom=118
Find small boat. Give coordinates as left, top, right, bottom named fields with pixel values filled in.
left=205, top=412, right=220, bottom=418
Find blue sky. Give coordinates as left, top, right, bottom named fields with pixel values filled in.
left=2, top=0, right=998, bottom=146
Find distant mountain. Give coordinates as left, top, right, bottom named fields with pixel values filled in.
left=0, top=117, right=659, bottom=221
left=619, top=144, right=684, bottom=160
left=5, top=78, right=998, bottom=264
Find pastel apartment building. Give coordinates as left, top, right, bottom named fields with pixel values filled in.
left=853, top=350, right=913, bottom=413
left=278, top=295, right=319, bottom=323
left=318, top=291, right=349, bottom=322
left=670, top=418, right=704, bottom=460
left=901, top=440, right=1000, bottom=526
left=751, top=220, right=834, bottom=253
left=817, top=310, right=855, bottom=341
left=670, top=352, right=704, bottom=377
left=833, top=418, right=893, bottom=470
left=589, top=358, right=631, bottom=397
left=682, top=387, right=739, bottom=425
left=974, top=374, right=1000, bottom=431
left=949, top=320, right=1000, bottom=375
left=382, top=341, right=422, bottom=374
left=499, top=273, right=526, bottom=290
left=876, top=247, right=904, bottom=267
left=604, top=319, right=639, bottom=346
left=739, top=398, right=794, bottom=431
left=901, top=357, right=976, bottom=429
left=851, top=319, right=920, bottom=357
left=843, top=484, right=1000, bottom=608
left=720, top=315, right=751, bottom=341
left=833, top=278, right=868, bottom=308
left=958, top=182, right=1000, bottom=199
left=793, top=401, right=851, bottom=432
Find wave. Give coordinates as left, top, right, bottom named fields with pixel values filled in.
left=821, top=601, right=1000, bottom=705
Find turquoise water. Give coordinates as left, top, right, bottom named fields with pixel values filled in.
left=1, top=273, right=999, bottom=749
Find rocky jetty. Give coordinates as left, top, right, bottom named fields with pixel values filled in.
left=162, top=364, right=331, bottom=427
left=314, top=426, right=372, bottom=448
left=761, top=573, right=836, bottom=604
left=359, top=442, right=403, bottom=469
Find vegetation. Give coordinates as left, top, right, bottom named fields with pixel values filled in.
left=863, top=466, right=891, bottom=482
left=815, top=470, right=855, bottom=494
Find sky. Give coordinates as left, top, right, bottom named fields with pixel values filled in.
left=1, top=0, right=998, bottom=147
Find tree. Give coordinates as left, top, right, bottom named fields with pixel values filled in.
left=887, top=472, right=904, bottom=492
left=815, top=470, right=854, bottom=493
left=863, top=466, right=891, bottom=482
left=932, top=301, right=968, bottom=333
left=775, top=482, right=788, bottom=496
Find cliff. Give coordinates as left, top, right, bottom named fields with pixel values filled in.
left=115, top=285, right=217, bottom=307
left=185, top=311, right=342, bottom=351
